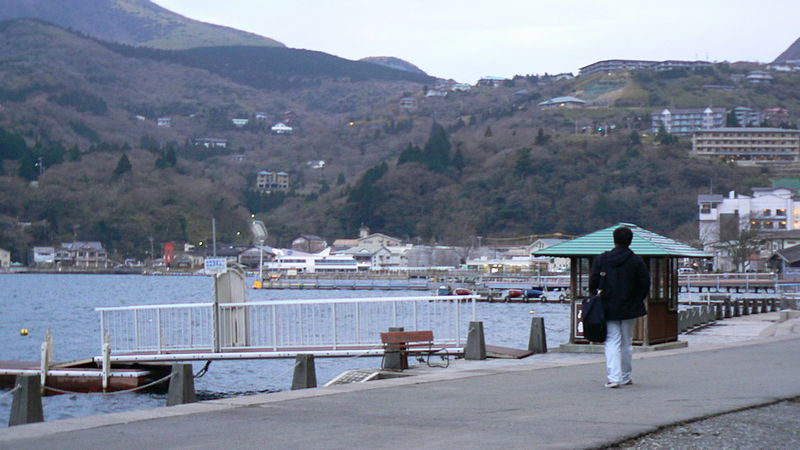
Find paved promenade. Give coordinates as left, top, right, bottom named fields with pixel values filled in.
left=2, top=313, right=799, bottom=449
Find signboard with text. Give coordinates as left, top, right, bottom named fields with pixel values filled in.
left=204, top=258, right=227, bottom=275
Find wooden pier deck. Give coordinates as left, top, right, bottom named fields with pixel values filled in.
left=0, top=359, right=171, bottom=394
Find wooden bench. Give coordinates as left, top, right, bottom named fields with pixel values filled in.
left=380, top=330, right=449, bottom=370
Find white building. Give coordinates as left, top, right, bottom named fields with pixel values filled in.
left=652, top=107, right=726, bottom=136
left=527, top=239, right=570, bottom=273
left=271, top=123, right=293, bottom=135
left=698, top=187, right=800, bottom=270
left=0, top=248, right=10, bottom=269
left=32, top=246, right=55, bottom=266
left=264, top=248, right=357, bottom=274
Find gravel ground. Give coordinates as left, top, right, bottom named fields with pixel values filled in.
left=610, top=398, right=800, bottom=449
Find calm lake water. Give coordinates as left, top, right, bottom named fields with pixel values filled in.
left=0, top=273, right=570, bottom=425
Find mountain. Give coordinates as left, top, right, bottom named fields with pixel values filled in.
left=0, top=0, right=284, bottom=49
left=773, top=37, right=800, bottom=63
left=360, top=57, right=428, bottom=76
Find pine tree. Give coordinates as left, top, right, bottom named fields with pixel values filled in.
left=423, top=122, right=451, bottom=172
left=484, top=126, right=493, bottom=137
left=113, top=153, right=132, bottom=175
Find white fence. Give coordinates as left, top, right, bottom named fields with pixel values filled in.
left=96, top=296, right=478, bottom=360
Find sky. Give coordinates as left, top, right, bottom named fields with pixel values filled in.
left=153, top=0, right=800, bottom=83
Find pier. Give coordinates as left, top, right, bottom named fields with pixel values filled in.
left=1, top=311, right=798, bottom=448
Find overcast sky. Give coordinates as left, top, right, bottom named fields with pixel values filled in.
left=153, top=0, right=799, bottom=83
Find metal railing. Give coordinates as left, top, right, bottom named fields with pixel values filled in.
left=96, top=296, right=478, bottom=357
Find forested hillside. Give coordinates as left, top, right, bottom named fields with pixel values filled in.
left=0, top=17, right=798, bottom=262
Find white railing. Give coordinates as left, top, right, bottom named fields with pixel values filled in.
left=96, top=296, right=478, bottom=357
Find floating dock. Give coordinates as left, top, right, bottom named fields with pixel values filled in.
left=0, top=359, right=171, bottom=394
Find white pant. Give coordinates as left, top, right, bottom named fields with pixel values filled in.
left=605, top=319, right=636, bottom=384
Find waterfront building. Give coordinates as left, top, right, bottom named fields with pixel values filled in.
left=57, top=241, right=109, bottom=268
left=698, top=187, right=800, bottom=270
left=264, top=248, right=357, bottom=273
left=256, top=170, right=289, bottom=192
left=527, top=239, right=570, bottom=273
left=691, top=127, right=800, bottom=165
left=0, top=248, right=10, bottom=269
left=651, top=107, right=726, bottom=136
left=32, top=246, right=55, bottom=266
left=291, top=235, right=327, bottom=254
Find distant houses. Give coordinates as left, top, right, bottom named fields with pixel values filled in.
left=398, top=97, right=418, bottom=109
left=651, top=107, right=725, bottom=135
left=193, top=138, right=228, bottom=149
left=31, top=242, right=109, bottom=268
left=579, top=59, right=711, bottom=76
left=156, top=117, right=171, bottom=127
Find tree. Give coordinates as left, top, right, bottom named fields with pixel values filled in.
left=534, top=128, right=550, bottom=145
left=723, top=225, right=763, bottom=272
left=422, top=123, right=452, bottom=172
left=17, top=151, right=38, bottom=180
left=726, top=110, right=740, bottom=127
left=113, top=153, right=132, bottom=175
left=68, top=145, right=82, bottom=162
left=627, top=131, right=641, bottom=146
left=484, top=126, right=493, bottom=137
left=336, top=172, right=346, bottom=186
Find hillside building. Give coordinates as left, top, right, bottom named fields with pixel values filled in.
left=398, top=97, right=418, bottom=109
left=232, top=118, right=249, bottom=127
left=746, top=70, right=773, bottom=84
left=156, top=117, right=171, bottom=127
left=579, top=59, right=712, bottom=76
left=193, top=138, right=228, bottom=149
left=732, top=107, right=765, bottom=127
left=538, top=96, right=586, bottom=108
left=270, top=123, right=293, bottom=135
left=256, top=170, right=289, bottom=192
left=476, top=76, right=506, bottom=87
left=651, top=107, right=725, bottom=136
left=691, top=127, right=800, bottom=165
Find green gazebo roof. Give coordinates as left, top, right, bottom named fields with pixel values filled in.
left=532, top=223, right=710, bottom=258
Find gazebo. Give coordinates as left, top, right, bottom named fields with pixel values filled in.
left=533, top=223, right=711, bottom=351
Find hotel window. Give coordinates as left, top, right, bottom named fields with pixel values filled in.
left=777, top=208, right=786, bottom=216
left=763, top=209, right=772, bottom=216
left=764, top=221, right=774, bottom=229
left=700, top=204, right=711, bottom=214
left=780, top=221, right=788, bottom=229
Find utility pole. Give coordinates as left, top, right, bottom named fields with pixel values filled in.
left=212, top=218, right=217, bottom=257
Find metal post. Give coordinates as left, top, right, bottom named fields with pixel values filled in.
left=101, top=335, right=111, bottom=392
left=456, top=299, right=462, bottom=345
left=272, top=304, right=278, bottom=351
left=332, top=303, right=337, bottom=350
left=355, top=302, right=361, bottom=343
left=392, top=302, right=397, bottom=327
left=156, top=309, right=163, bottom=353
left=212, top=217, right=217, bottom=257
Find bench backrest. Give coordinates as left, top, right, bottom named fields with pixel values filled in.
left=380, top=330, right=434, bottom=344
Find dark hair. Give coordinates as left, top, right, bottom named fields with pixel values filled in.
left=613, top=226, right=633, bottom=247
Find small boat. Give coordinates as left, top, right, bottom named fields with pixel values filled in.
left=453, top=288, right=473, bottom=296
left=504, top=289, right=524, bottom=300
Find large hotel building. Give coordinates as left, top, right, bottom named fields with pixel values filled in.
left=691, top=127, right=800, bottom=165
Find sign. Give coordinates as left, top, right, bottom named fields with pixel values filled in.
left=204, top=258, right=227, bottom=275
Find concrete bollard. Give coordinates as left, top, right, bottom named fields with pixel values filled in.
left=528, top=317, right=547, bottom=354
left=770, top=298, right=779, bottom=312
left=8, top=375, right=44, bottom=426
left=761, top=299, right=768, bottom=314
left=724, top=299, right=732, bottom=319
left=166, top=364, right=196, bottom=406
left=291, top=354, right=317, bottom=390
left=678, top=311, right=687, bottom=332
left=715, top=303, right=724, bottom=320
left=465, top=321, right=486, bottom=360
left=733, top=300, right=741, bottom=317
left=744, top=299, right=751, bottom=315
left=383, top=327, right=406, bottom=370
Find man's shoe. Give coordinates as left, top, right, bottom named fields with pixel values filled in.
left=604, top=381, right=620, bottom=388
left=622, top=379, right=633, bottom=386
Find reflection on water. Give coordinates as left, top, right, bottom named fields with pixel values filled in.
left=0, top=274, right=570, bottom=425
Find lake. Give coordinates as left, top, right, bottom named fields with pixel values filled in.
left=0, top=273, right=571, bottom=425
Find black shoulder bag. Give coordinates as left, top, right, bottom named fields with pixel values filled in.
left=582, top=264, right=607, bottom=343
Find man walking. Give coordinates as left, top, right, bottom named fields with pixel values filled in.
left=589, top=226, right=650, bottom=388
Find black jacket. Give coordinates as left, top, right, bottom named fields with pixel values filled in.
left=589, top=247, right=650, bottom=320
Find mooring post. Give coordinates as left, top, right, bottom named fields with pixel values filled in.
left=166, top=364, right=196, bottom=406
left=724, top=299, right=732, bottom=319
left=528, top=317, right=547, bottom=353
left=291, top=354, right=317, bottom=390
left=465, top=321, right=486, bottom=360
left=383, top=327, right=406, bottom=370
left=733, top=300, right=741, bottom=317
left=8, top=375, right=44, bottom=426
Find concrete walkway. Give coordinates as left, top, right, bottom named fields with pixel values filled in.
left=2, top=313, right=799, bottom=450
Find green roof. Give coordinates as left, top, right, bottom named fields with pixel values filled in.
left=533, top=223, right=711, bottom=258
